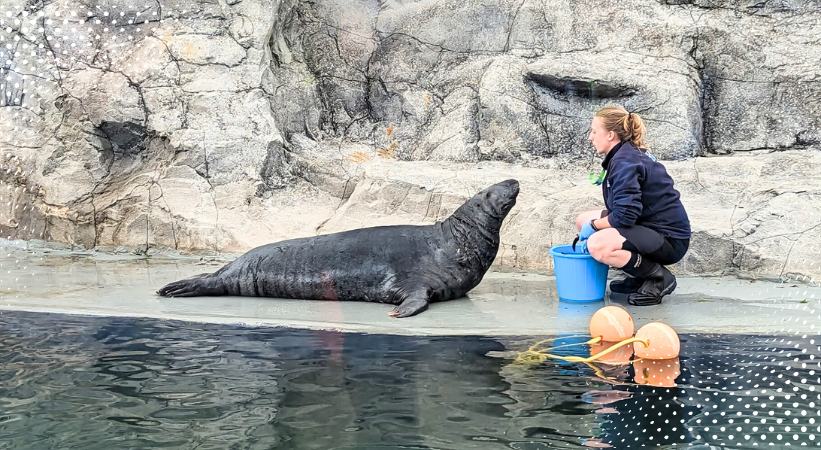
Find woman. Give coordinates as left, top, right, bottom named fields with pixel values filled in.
left=574, top=106, right=691, bottom=306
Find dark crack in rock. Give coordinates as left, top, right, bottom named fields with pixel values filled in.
left=658, top=0, right=821, bottom=15
left=255, top=141, right=294, bottom=197
left=525, top=74, right=637, bottom=99
left=97, top=121, right=148, bottom=156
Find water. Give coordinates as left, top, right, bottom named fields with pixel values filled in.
left=0, top=312, right=818, bottom=449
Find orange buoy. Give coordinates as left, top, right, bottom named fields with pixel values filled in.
left=633, top=357, right=681, bottom=387
left=589, top=305, right=635, bottom=342
left=588, top=340, right=634, bottom=364
left=634, top=322, right=680, bottom=359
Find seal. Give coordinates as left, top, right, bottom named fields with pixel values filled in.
left=157, top=179, right=519, bottom=317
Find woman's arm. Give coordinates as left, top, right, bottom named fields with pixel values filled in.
left=591, top=215, right=612, bottom=230
left=606, top=159, right=644, bottom=228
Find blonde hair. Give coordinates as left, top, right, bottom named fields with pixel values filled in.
left=595, top=105, right=648, bottom=150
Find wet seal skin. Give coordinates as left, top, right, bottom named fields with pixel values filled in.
left=157, top=180, right=519, bottom=318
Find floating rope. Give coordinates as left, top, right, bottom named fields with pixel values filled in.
left=515, top=336, right=649, bottom=365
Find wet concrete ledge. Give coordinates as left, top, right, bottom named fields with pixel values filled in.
left=0, top=245, right=818, bottom=336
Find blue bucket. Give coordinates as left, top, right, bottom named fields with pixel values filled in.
left=550, top=244, right=609, bottom=303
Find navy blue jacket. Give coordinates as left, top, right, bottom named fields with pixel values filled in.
left=601, top=141, right=691, bottom=239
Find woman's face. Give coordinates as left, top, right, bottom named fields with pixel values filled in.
left=588, top=117, right=616, bottom=155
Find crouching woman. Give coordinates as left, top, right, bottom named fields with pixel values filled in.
left=575, top=106, right=691, bottom=306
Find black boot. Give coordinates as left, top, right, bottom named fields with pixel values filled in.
left=609, top=275, right=644, bottom=294
left=618, top=254, right=677, bottom=306
left=627, top=264, right=677, bottom=306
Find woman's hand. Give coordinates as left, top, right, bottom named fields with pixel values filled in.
left=579, top=220, right=597, bottom=240
left=573, top=240, right=589, bottom=254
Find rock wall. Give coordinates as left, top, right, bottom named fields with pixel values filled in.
left=0, top=0, right=819, bottom=281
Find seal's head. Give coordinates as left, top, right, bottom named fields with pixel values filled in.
left=452, top=179, right=520, bottom=231
left=484, top=178, right=519, bottom=219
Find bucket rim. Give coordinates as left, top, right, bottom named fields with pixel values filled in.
left=550, top=244, right=596, bottom=259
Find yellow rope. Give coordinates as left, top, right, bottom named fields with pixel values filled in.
left=549, top=335, right=603, bottom=351
left=527, top=334, right=597, bottom=350
left=515, top=336, right=649, bottom=365
left=509, top=339, right=682, bottom=388
left=514, top=335, right=602, bottom=364
left=568, top=337, right=648, bottom=363
left=584, top=362, right=621, bottom=384
left=513, top=335, right=594, bottom=363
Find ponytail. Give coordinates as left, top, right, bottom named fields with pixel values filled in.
left=595, top=106, right=648, bottom=151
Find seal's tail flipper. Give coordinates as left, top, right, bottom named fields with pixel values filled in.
left=156, top=273, right=223, bottom=297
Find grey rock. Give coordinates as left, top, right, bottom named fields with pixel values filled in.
left=0, top=0, right=819, bottom=284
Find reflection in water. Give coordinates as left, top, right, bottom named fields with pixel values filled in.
left=0, top=312, right=818, bottom=449
left=632, top=357, right=681, bottom=388
left=584, top=381, right=699, bottom=448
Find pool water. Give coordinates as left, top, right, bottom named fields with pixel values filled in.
left=0, top=311, right=818, bottom=449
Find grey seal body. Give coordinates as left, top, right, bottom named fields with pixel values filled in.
left=157, top=179, right=519, bottom=317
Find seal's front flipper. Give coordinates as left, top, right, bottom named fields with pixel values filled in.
left=389, top=292, right=429, bottom=318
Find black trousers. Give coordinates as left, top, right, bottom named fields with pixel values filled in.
left=600, top=210, right=689, bottom=265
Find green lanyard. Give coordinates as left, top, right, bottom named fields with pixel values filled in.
left=588, top=169, right=607, bottom=186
